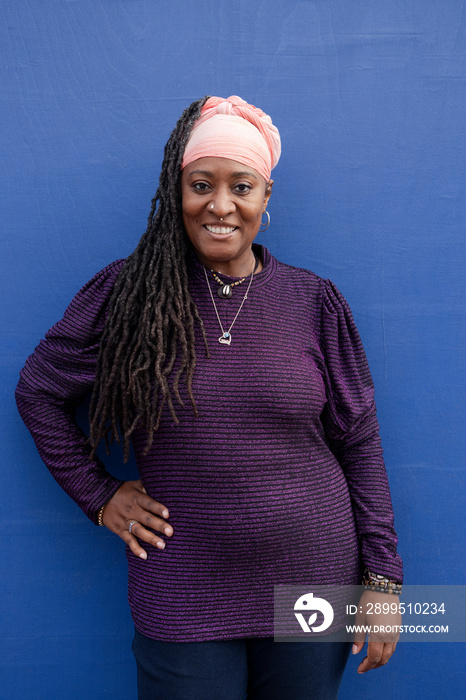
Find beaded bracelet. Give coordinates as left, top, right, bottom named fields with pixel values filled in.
left=362, top=568, right=402, bottom=595
left=97, top=503, right=106, bottom=526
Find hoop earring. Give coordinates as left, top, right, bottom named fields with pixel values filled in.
left=259, top=210, right=270, bottom=232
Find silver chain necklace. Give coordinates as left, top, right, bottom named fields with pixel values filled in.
left=203, top=259, right=255, bottom=346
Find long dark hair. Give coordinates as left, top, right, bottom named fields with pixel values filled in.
left=89, top=96, right=210, bottom=461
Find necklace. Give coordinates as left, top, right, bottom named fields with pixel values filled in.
left=211, top=256, right=259, bottom=299
left=203, top=260, right=255, bottom=346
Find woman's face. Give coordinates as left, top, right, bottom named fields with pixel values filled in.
left=181, top=157, right=272, bottom=276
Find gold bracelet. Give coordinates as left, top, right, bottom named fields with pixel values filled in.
left=97, top=503, right=106, bottom=526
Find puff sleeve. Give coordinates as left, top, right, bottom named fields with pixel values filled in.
left=15, top=260, right=126, bottom=524
left=319, top=280, right=403, bottom=582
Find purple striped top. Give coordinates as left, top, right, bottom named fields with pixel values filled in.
left=16, top=245, right=402, bottom=641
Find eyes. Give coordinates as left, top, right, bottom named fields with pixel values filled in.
left=191, top=181, right=253, bottom=195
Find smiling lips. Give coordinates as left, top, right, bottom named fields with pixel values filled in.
left=204, top=225, right=238, bottom=235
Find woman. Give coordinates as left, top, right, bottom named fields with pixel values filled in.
left=16, top=95, right=403, bottom=699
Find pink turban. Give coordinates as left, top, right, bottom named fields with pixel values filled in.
left=182, top=95, right=281, bottom=181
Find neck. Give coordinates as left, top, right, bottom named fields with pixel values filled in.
left=208, top=250, right=262, bottom=278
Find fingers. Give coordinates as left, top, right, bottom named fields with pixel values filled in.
left=101, top=480, right=173, bottom=559
left=134, top=479, right=170, bottom=520
left=135, top=505, right=172, bottom=536
left=357, top=641, right=397, bottom=674
left=352, top=590, right=401, bottom=673
left=351, top=641, right=365, bottom=655
left=125, top=518, right=171, bottom=555
left=122, top=528, right=150, bottom=561
left=121, top=522, right=169, bottom=560
left=352, top=609, right=366, bottom=655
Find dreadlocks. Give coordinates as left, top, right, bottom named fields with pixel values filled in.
left=89, top=96, right=210, bottom=462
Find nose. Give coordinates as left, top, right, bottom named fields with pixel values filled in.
left=209, top=188, right=235, bottom=219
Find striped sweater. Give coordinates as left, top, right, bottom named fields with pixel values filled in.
left=16, top=245, right=402, bottom=641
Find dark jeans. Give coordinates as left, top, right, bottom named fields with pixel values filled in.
left=132, top=629, right=351, bottom=700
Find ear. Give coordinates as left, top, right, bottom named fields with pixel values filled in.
left=264, top=179, right=273, bottom=210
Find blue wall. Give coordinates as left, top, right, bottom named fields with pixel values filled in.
left=2, top=1, right=465, bottom=697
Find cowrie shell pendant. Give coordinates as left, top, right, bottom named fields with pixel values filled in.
left=217, top=284, right=233, bottom=299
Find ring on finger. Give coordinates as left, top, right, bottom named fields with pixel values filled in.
left=128, top=520, right=138, bottom=534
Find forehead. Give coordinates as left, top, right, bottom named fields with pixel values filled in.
left=181, top=157, right=263, bottom=182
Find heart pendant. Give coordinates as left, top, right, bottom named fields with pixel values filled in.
left=218, top=333, right=232, bottom=345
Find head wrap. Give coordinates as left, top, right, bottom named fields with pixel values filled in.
left=181, top=95, right=281, bottom=181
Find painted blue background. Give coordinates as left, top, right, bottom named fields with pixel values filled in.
left=2, top=1, right=465, bottom=697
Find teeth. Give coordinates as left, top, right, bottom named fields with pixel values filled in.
left=205, top=225, right=236, bottom=234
